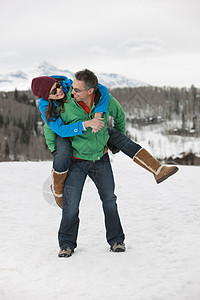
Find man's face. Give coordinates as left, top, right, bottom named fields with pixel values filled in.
left=48, top=82, right=65, bottom=100
left=72, top=78, right=90, bottom=102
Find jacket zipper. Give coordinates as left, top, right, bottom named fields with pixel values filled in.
left=74, top=100, right=97, bottom=160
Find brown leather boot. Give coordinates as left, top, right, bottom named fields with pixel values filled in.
left=133, top=148, right=179, bottom=184
left=51, top=168, right=69, bottom=208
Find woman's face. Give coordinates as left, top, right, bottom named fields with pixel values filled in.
left=48, top=82, right=65, bottom=100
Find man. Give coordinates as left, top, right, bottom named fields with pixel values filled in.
left=44, top=69, right=126, bottom=257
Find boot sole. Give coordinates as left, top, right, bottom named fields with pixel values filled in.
left=111, top=249, right=126, bottom=252
left=156, top=166, right=179, bottom=184
left=58, top=253, right=73, bottom=257
left=58, top=250, right=74, bottom=258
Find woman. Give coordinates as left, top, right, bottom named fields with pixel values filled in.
left=31, top=74, right=179, bottom=208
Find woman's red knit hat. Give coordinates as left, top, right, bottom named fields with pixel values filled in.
left=31, top=76, right=57, bottom=100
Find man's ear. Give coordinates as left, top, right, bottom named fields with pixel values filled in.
left=88, top=88, right=94, bottom=95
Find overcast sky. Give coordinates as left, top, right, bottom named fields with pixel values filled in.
left=1, top=0, right=200, bottom=87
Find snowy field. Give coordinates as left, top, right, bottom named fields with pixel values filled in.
left=0, top=153, right=200, bottom=300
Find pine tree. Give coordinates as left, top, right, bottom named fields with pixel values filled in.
left=14, top=89, right=19, bottom=101
left=4, top=141, right=9, bottom=160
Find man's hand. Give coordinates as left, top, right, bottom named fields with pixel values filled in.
left=92, top=112, right=104, bottom=133
left=84, top=117, right=104, bottom=133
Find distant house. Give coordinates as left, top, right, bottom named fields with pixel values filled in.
left=124, top=92, right=160, bottom=124
left=168, top=152, right=200, bottom=165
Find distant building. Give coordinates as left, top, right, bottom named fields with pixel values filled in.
left=124, top=92, right=161, bottom=124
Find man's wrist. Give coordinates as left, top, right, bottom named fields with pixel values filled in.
left=94, top=112, right=102, bottom=118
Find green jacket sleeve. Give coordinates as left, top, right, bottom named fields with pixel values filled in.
left=44, top=123, right=57, bottom=152
left=108, top=94, right=126, bottom=134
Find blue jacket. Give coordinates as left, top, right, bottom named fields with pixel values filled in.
left=38, top=75, right=109, bottom=137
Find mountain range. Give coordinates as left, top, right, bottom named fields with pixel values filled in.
left=0, top=61, right=149, bottom=92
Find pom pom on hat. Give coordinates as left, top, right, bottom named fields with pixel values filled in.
left=31, top=76, right=57, bottom=100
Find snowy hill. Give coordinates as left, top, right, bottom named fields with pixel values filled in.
left=0, top=61, right=149, bottom=91
left=1, top=153, right=200, bottom=300
left=126, top=122, right=200, bottom=161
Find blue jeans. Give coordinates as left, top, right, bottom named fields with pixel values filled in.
left=58, top=153, right=125, bottom=250
left=53, top=136, right=73, bottom=172
left=53, top=128, right=142, bottom=172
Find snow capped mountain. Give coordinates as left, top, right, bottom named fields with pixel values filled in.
left=37, top=61, right=74, bottom=79
left=96, top=72, right=148, bottom=89
left=0, top=61, right=149, bottom=91
left=0, top=71, right=28, bottom=85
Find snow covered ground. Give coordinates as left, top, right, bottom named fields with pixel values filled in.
left=1, top=153, right=200, bottom=300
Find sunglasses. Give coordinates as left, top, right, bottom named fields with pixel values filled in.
left=49, top=82, right=62, bottom=95
left=72, top=86, right=87, bottom=93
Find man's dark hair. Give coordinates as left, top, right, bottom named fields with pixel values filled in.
left=75, top=69, right=98, bottom=92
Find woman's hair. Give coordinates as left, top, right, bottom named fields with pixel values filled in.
left=45, top=97, right=66, bottom=124
left=75, top=69, right=98, bottom=92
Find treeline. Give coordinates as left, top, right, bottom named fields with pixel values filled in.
left=0, top=90, right=51, bottom=161
left=111, top=85, right=200, bottom=135
left=0, top=85, right=200, bottom=162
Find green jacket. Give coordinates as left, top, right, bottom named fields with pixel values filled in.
left=44, top=92, right=125, bottom=161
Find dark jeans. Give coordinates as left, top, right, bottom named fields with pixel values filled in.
left=53, top=128, right=142, bottom=172
left=53, top=136, right=73, bottom=172
left=58, top=153, right=125, bottom=250
left=107, top=128, right=141, bottom=158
